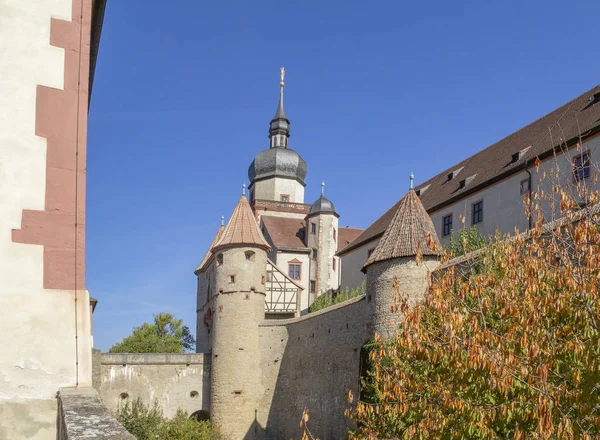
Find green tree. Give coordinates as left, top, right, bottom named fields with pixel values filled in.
left=109, top=313, right=195, bottom=353
left=448, top=225, right=487, bottom=257
left=116, top=398, right=218, bottom=440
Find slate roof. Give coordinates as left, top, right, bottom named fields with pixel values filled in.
left=363, top=190, right=441, bottom=270
left=340, top=84, right=600, bottom=256
left=213, top=196, right=270, bottom=252
left=338, top=227, right=364, bottom=252
left=262, top=216, right=307, bottom=250
left=195, top=225, right=225, bottom=274
left=309, top=194, right=337, bottom=216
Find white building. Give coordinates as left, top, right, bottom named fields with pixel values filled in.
left=339, top=84, right=600, bottom=291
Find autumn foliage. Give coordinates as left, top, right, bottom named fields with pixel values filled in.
left=347, top=161, right=600, bottom=438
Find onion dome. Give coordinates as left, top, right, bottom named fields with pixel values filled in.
left=212, top=193, right=270, bottom=252
left=363, top=188, right=441, bottom=271
left=248, top=67, right=307, bottom=186
left=308, top=181, right=337, bottom=216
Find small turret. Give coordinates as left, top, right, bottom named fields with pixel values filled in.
left=363, top=176, right=441, bottom=339
left=306, top=181, right=340, bottom=302
left=209, top=190, right=270, bottom=439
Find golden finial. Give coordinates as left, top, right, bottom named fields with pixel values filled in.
left=280, top=66, right=285, bottom=87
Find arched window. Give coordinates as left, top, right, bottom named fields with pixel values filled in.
left=119, top=392, right=129, bottom=401
left=190, top=390, right=199, bottom=398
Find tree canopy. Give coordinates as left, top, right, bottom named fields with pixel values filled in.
left=348, top=169, right=600, bottom=439
left=109, top=313, right=195, bottom=353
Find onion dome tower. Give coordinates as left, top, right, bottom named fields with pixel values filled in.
left=363, top=174, right=441, bottom=339
left=209, top=188, right=270, bottom=440
left=248, top=68, right=308, bottom=204
left=306, top=181, right=341, bottom=297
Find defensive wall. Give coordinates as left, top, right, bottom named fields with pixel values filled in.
left=257, top=294, right=368, bottom=439
left=97, top=353, right=210, bottom=419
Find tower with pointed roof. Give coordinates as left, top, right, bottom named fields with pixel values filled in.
left=206, top=191, right=270, bottom=439
left=363, top=185, right=442, bottom=338
left=248, top=68, right=308, bottom=206
left=306, top=181, right=341, bottom=297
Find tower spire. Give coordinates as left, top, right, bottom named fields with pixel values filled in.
left=269, top=67, right=290, bottom=148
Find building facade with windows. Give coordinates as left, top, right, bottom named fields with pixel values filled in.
left=338, top=84, right=600, bottom=291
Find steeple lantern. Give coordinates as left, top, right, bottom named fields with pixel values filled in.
left=269, top=67, right=290, bottom=148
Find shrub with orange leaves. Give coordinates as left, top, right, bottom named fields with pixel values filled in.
left=347, top=162, right=600, bottom=439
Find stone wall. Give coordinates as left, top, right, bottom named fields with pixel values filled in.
left=99, top=353, right=210, bottom=419
left=257, top=295, right=368, bottom=440
left=57, top=387, right=134, bottom=440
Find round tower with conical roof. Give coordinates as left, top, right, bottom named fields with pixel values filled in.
left=305, top=181, right=340, bottom=300
left=362, top=183, right=441, bottom=339
left=208, top=191, right=270, bottom=439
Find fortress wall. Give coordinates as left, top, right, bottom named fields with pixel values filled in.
left=258, top=295, right=368, bottom=440
left=98, top=353, right=210, bottom=419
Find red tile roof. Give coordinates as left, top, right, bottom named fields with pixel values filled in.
left=213, top=196, right=270, bottom=252
left=341, top=84, right=600, bottom=256
left=337, top=227, right=364, bottom=252
left=363, top=190, right=440, bottom=270
left=195, top=225, right=224, bottom=274
left=261, top=216, right=307, bottom=250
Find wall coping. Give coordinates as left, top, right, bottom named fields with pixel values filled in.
left=260, top=294, right=365, bottom=327
left=101, top=353, right=208, bottom=365
left=57, top=387, right=135, bottom=439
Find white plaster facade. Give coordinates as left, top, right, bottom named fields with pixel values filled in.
left=0, top=2, right=95, bottom=438
left=251, top=177, right=305, bottom=204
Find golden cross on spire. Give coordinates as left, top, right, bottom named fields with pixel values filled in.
left=280, top=66, right=285, bottom=87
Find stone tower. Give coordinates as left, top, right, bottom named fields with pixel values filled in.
left=306, top=182, right=340, bottom=297
left=194, top=218, right=224, bottom=354
left=208, top=192, right=270, bottom=439
left=248, top=68, right=308, bottom=205
left=363, top=187, right=441, bottom=339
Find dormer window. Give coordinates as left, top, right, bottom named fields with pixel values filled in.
left=245, top=251, right=255, bottom=262
left=458, top=179, right=466, bottom=189
left=447, top=167, right=464, bottom=181
left=415, top=184, right=430, bottom=197
left=511, top=146, right=531, bottom=163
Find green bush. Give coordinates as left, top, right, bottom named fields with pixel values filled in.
left=447, top=225, right=487, bottom=257
left=309, top=281, right=365, bottom=313
left=116, top=398, right=218, bottom=440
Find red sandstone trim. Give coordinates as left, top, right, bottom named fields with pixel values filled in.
left=11, top=0, right=92, bottom=290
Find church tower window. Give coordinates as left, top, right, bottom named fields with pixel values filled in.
left=311, top=223, right=316, bottom=234
left=280, top=194, right=290, bottom=203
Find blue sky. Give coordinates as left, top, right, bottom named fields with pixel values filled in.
left=88, top=0, right=600, bottom=350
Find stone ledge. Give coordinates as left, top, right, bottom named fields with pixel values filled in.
left=57, top=387, right=135, bottom=439
left=101, top=352, right=209, bottom=365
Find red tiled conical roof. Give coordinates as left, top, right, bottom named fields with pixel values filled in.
left=363, top=189, right=440, bottom=270
left=212, top=196, right=270, bottom=252
left=195, top=225, right=225, bottom=274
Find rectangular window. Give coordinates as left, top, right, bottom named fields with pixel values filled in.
left=332, top=258, right=336, bottom=271
left=573, top=152, right=590, bottom=181
left=312, top=249, right=318, bottom=260
left=280, top=194, right=290, bottom=202
left=442, top=214, right=452, bottom=237
left=310, top=280, right=316, bottom=293
left=229, top=275, right=236, bottom=284
left=311, top=222, right=316, bottom=234
left=472, top=201, right=483, bottom=224
left=520, top=178, right=530, bottom=195
left=333, top=228, right=337, bottom=241
left=288, top=263, right=301, bottom=280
